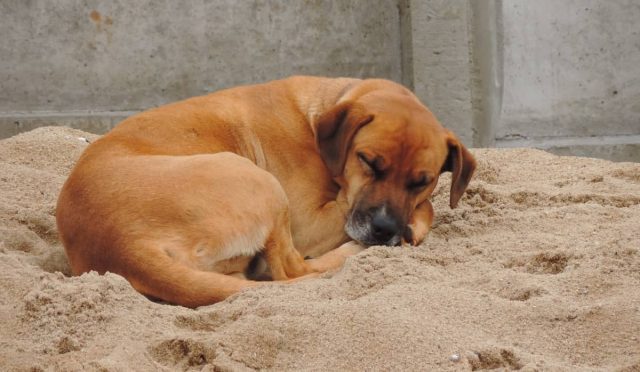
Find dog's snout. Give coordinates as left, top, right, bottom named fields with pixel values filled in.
left=370, top=210, right=400, bottom=244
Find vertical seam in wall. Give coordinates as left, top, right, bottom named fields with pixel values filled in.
left=495, top=0, right=504, bottom=143
left=468, top=0, right=503, bottom=148
left=398, top=0, right=414, bottom=91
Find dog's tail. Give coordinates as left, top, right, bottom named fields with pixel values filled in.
left=123, top=247, right=259, bottom=308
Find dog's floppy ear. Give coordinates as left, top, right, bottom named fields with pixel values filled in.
left=316, top=101, right=374, bottom=177
left=441, top=132, right=477, bottom=208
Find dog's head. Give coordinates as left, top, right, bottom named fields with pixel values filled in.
left=316, top=88, right=476, bottom=246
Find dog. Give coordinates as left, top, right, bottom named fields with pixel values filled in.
left=56, top=76, right=476, bottom=308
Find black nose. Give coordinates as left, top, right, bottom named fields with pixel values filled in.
left=371, top=212, right=400, bottom=243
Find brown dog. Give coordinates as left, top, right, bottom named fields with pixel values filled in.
left=56, top=76, right=476, bottom=308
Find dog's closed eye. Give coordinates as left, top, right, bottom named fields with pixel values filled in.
left=407, top=173, right=430, bottom=191
left=357, top=152, right=384, bottom=178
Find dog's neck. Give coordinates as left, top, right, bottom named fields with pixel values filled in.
left=286, top=77, right=361, bottom=135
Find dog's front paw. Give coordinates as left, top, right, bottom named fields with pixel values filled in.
left=306, top=241, right=364, bottom=272
left=403, top=224, right=428, bottom=246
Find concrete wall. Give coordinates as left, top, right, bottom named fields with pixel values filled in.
left=404, top=0, right=640, bottom=161
left=496, top=0, right=640, bottom=161
left=2, top=0, right=639, bottom=161
left=0, top=0, right=402, bottom=137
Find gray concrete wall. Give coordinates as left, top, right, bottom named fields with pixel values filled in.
left=0, top=0, right=402, bottom=137
left=499, top=0, right=640, bottom=140
left=2, top=0, right=639, bottom=162
left=405, top=0, right=640, bottom=161
left=496, top=0, right=640, bottom=160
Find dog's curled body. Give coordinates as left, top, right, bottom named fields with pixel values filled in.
left=57, top=76, right=476, bottom=307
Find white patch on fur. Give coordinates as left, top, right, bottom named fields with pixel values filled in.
left=344, top=217, right=371, bottom=244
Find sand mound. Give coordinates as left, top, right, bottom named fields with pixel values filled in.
left=1, top=127, right=639, bottom=371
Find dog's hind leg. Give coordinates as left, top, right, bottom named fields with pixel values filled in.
left=125, top=244, right=259, bottom=308
left=124, top=218, right=316, bottom=308
left=61, top=151, right=319, bottom=307
left=117, top=152, right=315, bottom=306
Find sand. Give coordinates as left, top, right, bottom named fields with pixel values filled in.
left=0, top=126, right=639, bottom=371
